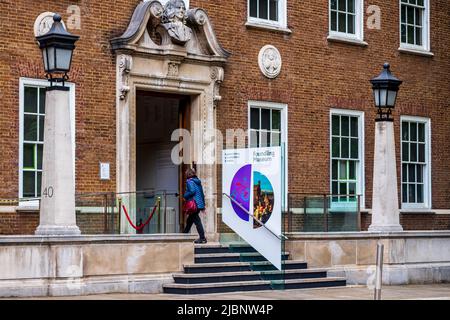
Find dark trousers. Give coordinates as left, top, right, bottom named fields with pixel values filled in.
left=184, top=209, right=206, bottom=239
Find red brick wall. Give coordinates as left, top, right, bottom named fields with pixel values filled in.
left=0, top=1, right=449, bottom=234
left=0, top=210, right=119, bottom=235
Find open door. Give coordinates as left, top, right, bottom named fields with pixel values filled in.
left=178, top=96, right=191, bottom=232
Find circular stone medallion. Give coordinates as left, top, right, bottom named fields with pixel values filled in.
left=34, top=12, right=66, bottom=37
left=258, top=45, right=282, bottom=79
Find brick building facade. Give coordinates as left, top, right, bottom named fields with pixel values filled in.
left=0, top=0, right=449, bottom=235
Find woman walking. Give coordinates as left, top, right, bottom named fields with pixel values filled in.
left=183, top=168, right=207, bottom=244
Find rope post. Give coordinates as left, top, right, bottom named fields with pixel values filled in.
left=374, top=243, right=384, bottom=300
left=117, top=196, right=122, bottom=234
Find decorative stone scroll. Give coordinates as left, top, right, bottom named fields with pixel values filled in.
left=118, top=55, right=132, bottom=100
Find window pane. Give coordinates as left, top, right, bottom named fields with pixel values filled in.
left=415, top=26, right=422, bottom=46
left=341, top=116, right=349, bottom=136
left=401, top=24, right=407, bottom=43
left=261, top=108, right=270, bottom=130
left=39, top=115, right=44, bottom=142
left=331, top=0, right=337, bottom=10
left=250, top=108, right=260, bottom=129
left=350, top=138, right=358, bottom=159
left=23, top=144, right=34, bottom=169
left=37, top=171, right=42, bottom=196
left=24, top=114, right=38, bottom=141
left=407, top=25, right=415, bottom=44
left=331, top=10, right=337, bottom=31
left=332, top=160, right=338, bottom=180
left=339, top=161, right=347, bottom=179
left=332, top=181, right=338, bottom=194
left=37, top=144, right=43, bottom=170
left=407, top=6, right=415, bottom=24
left=350, top=117, right=358, bottom=137
left=250, top=130, right=259, bottom=148
left=402, top=164, right=408, bottom=182
left=339, top=182, right=347, bottom=195
left=271, top=132, right=281, bottom=146
left=418, top=123, right=425, bottom=142
left=24, top=86, right=38, bottom=113
left=348, top=0, right=355, bottom=13
left=338, top=0, right=346, bottom=11
left=417, top=0, right=424, bottom=6
left=348, top=183, right=356, bottom=195
left=269, top=0, right=278, bottom=21
left=39, top=88, right=46, bottom=114
left=410, top=143, right=417, bottom=162
left=402, top=122, right=409, bottom=141
left=417, top=165, right=423, bottom=183
left=260, top=131, right=270, bottom=147
left=272, top=110, right=281, bottom=130
left=402, top=142, right=409, bottom=161
left=341, top=137, right=349, bottom=158
left=250, top=0, right=258, bottom=18
left=347, top=14, right=355, bottom=34
left=410, top=123, right=417, bottom=141
left=332, top=137, right=340, bottom=157
left=332, top=115, right=340, bottom=135
left=408, top=164, right=416, bottom=182
left=23, top=171, right=35, bottom=197
left=409, top=184, right=416, bottom=202
left=259, top=0, right=268, bottom=19
left=415, top=8, right=423, bottom=26
left=349, top=160, right=356, bottom=180
left=338, top=12, right=346, bottom=32
left=401, top=5, right=406, bottom=23
left=417, top=184, right=423, bottom=203
left=418, top=143, right=425, bottom=162
left=402, top=184, right=408, bottom=202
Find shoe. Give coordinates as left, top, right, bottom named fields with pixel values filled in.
left=194, top=238, right=207, bottom=244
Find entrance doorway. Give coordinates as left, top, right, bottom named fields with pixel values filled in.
left=136, top=90, right=190, bottom=233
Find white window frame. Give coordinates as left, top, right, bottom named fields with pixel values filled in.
left=329, top=109, right=365, bottom=210
left=247, top=0, right=288, bottom=29
left=399, top=0, right=430, bottom=53
left=248, top=101, right=288, bottom=210
left=19, top=78, right=76, bottom=207
left=400, top=115, right=431, bottom=210
left=328, top=0, right=364, bottom=42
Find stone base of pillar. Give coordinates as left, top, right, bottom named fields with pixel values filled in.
left=35, top=225, right=81, bottom=236
left=368, top=224, right=403, bottom=232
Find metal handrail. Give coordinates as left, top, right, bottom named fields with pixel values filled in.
left=223, top=192, right=288, bottom=241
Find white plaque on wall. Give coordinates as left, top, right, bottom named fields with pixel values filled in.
left=258, top=45, right=282, bottom=79
left=100, top=163, right=110, bottom=180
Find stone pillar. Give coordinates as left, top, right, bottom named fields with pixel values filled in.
left=35, top=87, right=81, bottom=236
left=369, top=121, right=403, bottom=232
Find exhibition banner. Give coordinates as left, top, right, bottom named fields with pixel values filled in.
left=222, top=147, right=282, bottom=270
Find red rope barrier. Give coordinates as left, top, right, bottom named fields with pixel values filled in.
left=122, top=200, right=159, bottom=231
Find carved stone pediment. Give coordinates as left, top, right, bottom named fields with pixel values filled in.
left=111, top=0, right=230, bottom=63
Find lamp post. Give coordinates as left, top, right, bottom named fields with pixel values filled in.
left=368, top=63, right=403, bottom=232
left=35, top=14, right=81, bottom=235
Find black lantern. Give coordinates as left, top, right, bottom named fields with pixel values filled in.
left=35, top=13, right=79, bottom=86
left=370, top=63, right=402, bottom=121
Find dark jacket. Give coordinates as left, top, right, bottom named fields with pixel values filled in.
left=183, top=176, right=205, bottom=210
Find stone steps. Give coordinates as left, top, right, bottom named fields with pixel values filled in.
left=162, top=243, right=347, bottom=294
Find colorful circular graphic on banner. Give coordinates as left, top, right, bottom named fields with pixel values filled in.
left=253, top=171, right=274, bottom=229
left=230, top=164, right=251, bottom=221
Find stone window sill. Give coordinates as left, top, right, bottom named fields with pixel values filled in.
left=15, top=206, right=39, bottom=213
left=327, top=34, right=368, bottom=47
left=398, top=46, right=434, bottom=57
left=245, top=21, right=292, bottom=34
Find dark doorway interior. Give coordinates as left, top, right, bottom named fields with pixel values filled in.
left=136, top=90, right=190, bottom=233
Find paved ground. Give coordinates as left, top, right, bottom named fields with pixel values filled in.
left=6, top=284, right=450, bottom=300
